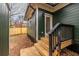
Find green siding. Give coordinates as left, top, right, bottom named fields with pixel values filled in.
left=27, top=12, right=36, bottom=42
left=54, top=4, right=79, bottom=44
left=38, top=9, right=53, bottom=39
left=0, top=4, right=9, bottom=55
left=38, top=10, right=45, bottom=39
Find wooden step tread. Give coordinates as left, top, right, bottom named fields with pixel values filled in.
left=34, top=43, right=49, bottom=56
left=20, top=46, right=41, bottom=56
left=41, top=38, right=49, bottom=45
left=34, top=41, right=55, bottom=56
left=39, top=39, right=48, bottom=45
left=38, top=41, right=49, bottom=51
left=61, top=39, right=72, bottom=49
left=62, top=49, right=72, bottom=56
left=63, top=49, right=79, bottom=56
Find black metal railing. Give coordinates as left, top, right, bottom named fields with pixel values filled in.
left=48, top=23, right=74, bottom=56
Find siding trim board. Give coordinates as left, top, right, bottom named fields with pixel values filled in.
left=53, top=3, right=70, bottom=12
left=25, top=4, right=35, bottom=20
left=38, top=8, right=53, bottom=14
left=29, top=9, right=36, bottom=19
left=36, top=8, right=38, bottom=41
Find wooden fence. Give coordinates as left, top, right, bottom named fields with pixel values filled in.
left=9, top=27, right=27, bottom=36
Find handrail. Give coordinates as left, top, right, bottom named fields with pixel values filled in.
left=48, top=23, right=74, bottom=35
left=48, top=22, right=74, bottom=56
left=48, top=22, right=62, bottom=56
left=48, top=23, right=61, bottom=35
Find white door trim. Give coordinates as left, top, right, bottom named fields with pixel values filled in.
left=45, top=13, right=53, bottom=36
left=36, top=8, right=38, bottom=41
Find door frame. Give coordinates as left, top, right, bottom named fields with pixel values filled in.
left=45, top=13, right=53, bottom=36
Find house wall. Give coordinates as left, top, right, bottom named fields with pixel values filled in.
left=54, top=4, right=79, bottom=44
left=38, top=9, right=53, bottom=39
left=38, top=10, right=45, bottom=39
left=0, top=4, right=9, bottom=55
left=27, top=12, right=36, bottom=42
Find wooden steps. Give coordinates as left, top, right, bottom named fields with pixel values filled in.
left=61, top=39, right=72, bottom=49
left=62, top=49, right=79, bottom=56
left=20, top=37, right=77, bottom=56
left=34, top=43, right=48, bottom=56
left=39, top=40, right=49, bottom=51
left=20, top=37, right=50, bottom=56
left=34, top=39, right=49, bottom=56
left=20, top=46, right=41, bottom=56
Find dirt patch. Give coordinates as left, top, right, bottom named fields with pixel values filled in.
left=9, top=34, right=33, bottom=56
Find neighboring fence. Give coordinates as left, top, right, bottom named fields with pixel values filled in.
left=9, top=27, right=27, bottom=36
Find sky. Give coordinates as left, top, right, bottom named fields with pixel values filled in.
left=9, top=3, right=28, bottom=22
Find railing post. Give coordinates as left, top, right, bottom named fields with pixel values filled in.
left=49, top=34, right=52, bottom=56
left=72, top=26, right=75, bottom=44
left=58, top=30, right=62, bottom=56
